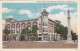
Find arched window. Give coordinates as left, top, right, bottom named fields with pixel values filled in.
left=27, top=22, right=31, bottom=30
left=16, top=23, right=20, bottom=33
left=11, top=24, right=15, bottom=33
left=6, top=24, right=10, bottom=30
left=27, top=22, right=31, bottom=27
left=32, top=22, right=37, bottom=25
left=21, top=23, right=25, bottom=30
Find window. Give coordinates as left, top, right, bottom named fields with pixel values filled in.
left=43, top=22, right=47, bottom=26
left=11, top=24, right=15, bottom=33
left=27, top=22, right=31, bottom=25
left=17, top=31, right=20, bottom=33
left=43, top=28, right=48, bottom=32
left=39, top=34, right=41, bottom=36
left=6, top=24, right=10, bottom=30
left=21, top=23, right=25, bottom=29
left=11, top=28, right=15, bottom=33
left=22, top=25, right=25, bottom=29
left=43, top=16, right=48, bottom=26
left=7, top=28, right=10, bottom=30
left=16, top=23, right=20, bottom=33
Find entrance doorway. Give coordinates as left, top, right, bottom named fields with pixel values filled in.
left=43, top=34, right=49, bottom=41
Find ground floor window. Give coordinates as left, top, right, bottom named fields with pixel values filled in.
left=39, top=34, right=41, bottom=36
left=43, top=34, right=49, bottom=41
left=38, top=37, right=42, bottom=41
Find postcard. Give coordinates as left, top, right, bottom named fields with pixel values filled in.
left=0, top=0, right=80, bottom=51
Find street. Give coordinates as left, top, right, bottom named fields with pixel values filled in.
left=3, top=41, right=78, bottom=48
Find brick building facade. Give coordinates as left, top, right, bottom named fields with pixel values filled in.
left=3, top=9, right=58, bottom=41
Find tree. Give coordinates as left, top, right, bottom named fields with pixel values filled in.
left=71, top=31, right=78, bottom=42
left=54, top=20, right=77, bottom=40
left=62, top=27, right=68, bottom=40
left=21, top=26, right=32, bottom=41
left=3, top=29, right=10, bottom=35
left=21, top=28, right=27, bottom=41
left=54, top=20, right=68, bottom=40
left=31, top=25, right=38, bottom=41
left=26, top=26, right=32, bottom=41
left=32, top=25, right=38, bottom=36
left=54, top=20, right=61, bottom=34
left=3, top=29, right=11, bottom=42
left=9, top=30, right=14, bottom=42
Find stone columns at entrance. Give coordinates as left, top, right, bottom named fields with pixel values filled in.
left=16, top=35, right=20, bottom=41
left=53, top=33, right=61, bottom=41
left=54, top=33, right=57, bottom=40
left=41, top=34, right=43, bottom=41
left=65, top=9, right=74, bottom=44
left=49, top=34, right=52, bottom=42
left=57, top=34, right=61, bottom=41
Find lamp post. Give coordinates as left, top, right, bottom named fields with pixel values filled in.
left=65, top=9, right=74, bottom=44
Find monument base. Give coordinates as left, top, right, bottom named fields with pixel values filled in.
left=65, top=40, right=74, bottom=44
left=65, top=35, right=74, bottom=44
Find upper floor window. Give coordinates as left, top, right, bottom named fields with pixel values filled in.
left=43, top=22, right=47, bottom=26
left=21, top=23, right=25, bottom=29
left=27, top=22, right=31, bottom=27
left=6, top=24, right=10, bottom=30
left=16, top=23, right=20, bottom=33
left=43, top=28, right=48, bottom=32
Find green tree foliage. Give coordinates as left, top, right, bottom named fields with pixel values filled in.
left=26, top=26, right=32, bottom=37
left=21, top=25, right=38, bottom=41
left=31, top=25, right=38, bottom=41
left=3, top=29, right=11, bottom=42
left=3, top=29, right=10, bottom=35
left=54, top=20, right=68, bottom=40
left=54, top=20, right=78, bottom=40
left=21, top=26, right=31, bottom=40
left=21, top=28, right=27, bottom=37
left=20, top=28, right=26, bottom=41
left=71, top=31, right=78, bottom=41
left=32, top=25, right=38, bottom=37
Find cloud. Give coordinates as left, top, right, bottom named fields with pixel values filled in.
left=44, top=5, right=75, bottom=13
left=19, top=10, right=40, bottom=19
left=49, top=11, right=67, bottom=26
left=2, top=8, right=13, bottom=13
left=33, top=12, right=41, bottom=18
left=19, top=10, right=32, bottom=18
left=46, top=5, right=67, bottom=12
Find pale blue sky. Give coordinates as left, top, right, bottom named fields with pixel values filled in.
left=2, top=3, right=77, bottom=20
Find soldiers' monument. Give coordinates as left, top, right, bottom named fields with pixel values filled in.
left=65, top=9, right=74, bottom=44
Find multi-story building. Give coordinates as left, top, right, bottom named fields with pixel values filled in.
left=3, top=9, right=56, bottom=41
